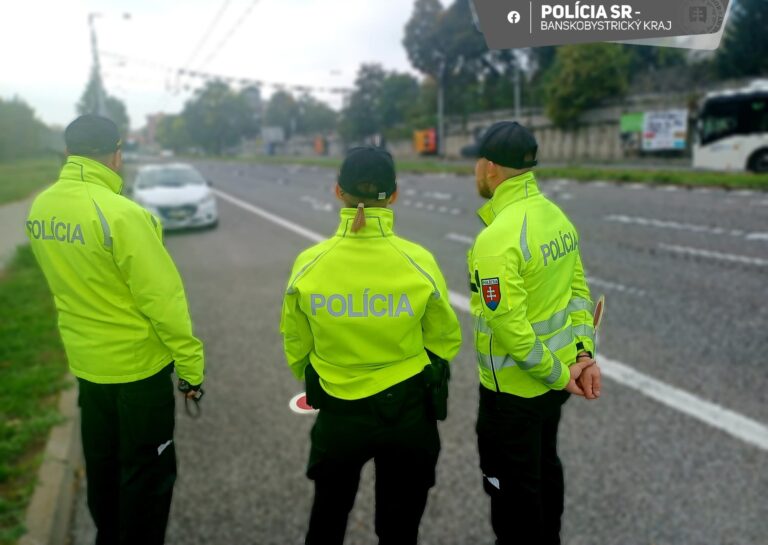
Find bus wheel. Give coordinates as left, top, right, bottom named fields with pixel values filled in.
left=748, top=149, right=768, bottom=173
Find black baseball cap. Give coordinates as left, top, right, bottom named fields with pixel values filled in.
left=65, top=114, right=121, bottom=156
left=464, top=121, right=538, bottom=169
left=338, top=146, right=397, bottom=200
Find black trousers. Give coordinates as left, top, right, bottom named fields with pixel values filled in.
left=78, top=364, right=177, bottom=545
left=305, top=374, right=440, bottom=545
left=476, top=386, right=570, bottom=545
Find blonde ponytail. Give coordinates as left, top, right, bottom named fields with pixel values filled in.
left=351, top=202, right=366, bottom=233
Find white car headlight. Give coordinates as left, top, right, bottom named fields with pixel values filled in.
left=198, top=195, right=216, bottom=207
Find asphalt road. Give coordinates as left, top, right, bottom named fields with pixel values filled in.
left=72, top=160, right=768, bottom=545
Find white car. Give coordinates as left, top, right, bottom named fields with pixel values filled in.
left=132, top=164, right=218, bottom=230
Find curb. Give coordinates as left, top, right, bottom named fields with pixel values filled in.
left=19, top=381, right=81, bottom=545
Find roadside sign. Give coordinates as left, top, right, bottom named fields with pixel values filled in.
left=642, top=109, right=688, bottom=151
left=289, top=392, right=318, bottom=415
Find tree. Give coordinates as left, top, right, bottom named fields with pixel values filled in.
left=403, top=0, right=444, bottom=78
left=182, top=81, right=258, bottom=155
left=378, top=74, right=420, bottom=129
left=264, top=90, right=299, bottom=138
left=715, top=0, right=768, bottom=78
left=339, top=64, right=388, bottom=142
left=77, top=67, right=130, bottom=136
left=295, top=94, right=337, bottom=135
left=0, top=97, right=50, bottom=161
left=155, top=115, right=190, bottom=154
left=545, top=44, right=631, bottom=127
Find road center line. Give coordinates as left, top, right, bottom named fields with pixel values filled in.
left=214, top=188, right=768, bottom=452
left=658, top=243, right=768, bottom=267
left=605, top=214, right=761, bottom=240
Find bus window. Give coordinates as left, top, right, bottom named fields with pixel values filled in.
left=700, top=102, right=741, bottom=145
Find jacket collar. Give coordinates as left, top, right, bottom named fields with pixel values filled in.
left=477, top=171, right=540, bottom=226
left=59, top=155, right=124, bottom=195
left=335, top=207, right=395, bottom=238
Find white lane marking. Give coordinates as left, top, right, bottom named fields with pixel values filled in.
left=591, top=181, right=610, bottom=187
left=746, top=232, right=768, bottom=241
left=423, top=191, right=453, bottom=201
left=448, top=292, right=768, bottom=452
left=586, top=276, right=646, bottom=296
left=627, top=183, right=646, bottom=190
left=299, top=195, right=333, bottom=212
left=605, top=214, right=759, bottom=240
left=216, top=188, right=768, bottom=452
left=733, top=190, right=755, bottom=197
left=660, top=185, right=679, bottom=192
left=446, top=233, right=475, bottom=245
left=658, top=243, right=768, bottom=267
left=213, top=189, right=324, bottom=243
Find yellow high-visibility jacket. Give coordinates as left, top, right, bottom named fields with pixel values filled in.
left=468, top=171, right=594, bottom=397
left=26, top=156, right=205, bottom=385
left=281, top=207, right=462, bottom=400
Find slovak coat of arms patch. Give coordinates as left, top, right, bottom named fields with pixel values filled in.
left=481, top=277, right=501, bottom=311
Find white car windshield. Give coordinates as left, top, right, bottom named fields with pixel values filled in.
left=136, top=168, right=206, bottom=189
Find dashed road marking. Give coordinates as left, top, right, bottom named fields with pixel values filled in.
left=586, top=276, right=646, bottom=296
left=216, top=187, right=768, bottom=452
left=446, top=233, right=475, bottom=245
left=658, top=243, right=768, bottom=267
left=605, top=214, right=762, bottom=241
left=299, top=195, right=333, bottom=212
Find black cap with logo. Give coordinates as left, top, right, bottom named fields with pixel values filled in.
left=338, top=146, right=397, bottom=200
left=464, top=121, right=538, bottom=169
left=65, top=114, right=121, bottom=156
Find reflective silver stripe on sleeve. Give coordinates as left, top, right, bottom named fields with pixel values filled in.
left=567, top=297, right=593, bottom=314
left=478, top=351, right=516, bottom=371
left=520, top=214, right=532, bottom=262
left=514, top=339, right=544, bottom=370
left=476, top=315, right=492, bottom=335
left=545, top=354, right=563, bottom=385
left=573, top=323, right=595, bottom=341
left=543, top=325, right=573, bottom=353
left=92, top=201, right=112, bottom=248
left=531, top=308, right=568, bottom=336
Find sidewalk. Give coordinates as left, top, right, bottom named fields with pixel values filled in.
left=0, top=195, right=34, bottom=268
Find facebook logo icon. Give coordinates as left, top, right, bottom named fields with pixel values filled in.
left=507, top=11, right=521, bottom=24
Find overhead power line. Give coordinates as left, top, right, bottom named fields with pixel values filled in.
left=183, top=0, right=233, bottom=69
left=101, top=51, right=353, bottom=95
left=199, top=0, right=261, bottom=69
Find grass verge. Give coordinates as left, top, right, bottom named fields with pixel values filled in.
left=227, top=154, right=768, bottom=190
left=0, top=158, right=62, bottom=206
left=0, top=246, right=68, bottom=545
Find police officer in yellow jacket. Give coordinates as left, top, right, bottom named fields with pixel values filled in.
left=281, top=146, right=462, bottom=545
left=466, top=122, right=600, bottom=545
left=26, top=115, right=205, bottom=545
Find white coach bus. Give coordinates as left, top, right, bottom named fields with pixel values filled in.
left=693, top=80, right=768, bottom=173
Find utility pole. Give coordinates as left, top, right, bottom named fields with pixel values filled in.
left=87, top=12, right=130, bottom=117
left=88, top=13, right=107, bottom=116
left=436, top=53, right=446, bottom=158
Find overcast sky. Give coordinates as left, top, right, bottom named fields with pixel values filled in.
left=0, top=0, right=425, bottom=129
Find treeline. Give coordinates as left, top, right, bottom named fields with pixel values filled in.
left=156, top=0, right=767, bottom=152
left=0, top=98, right=59, bottom=163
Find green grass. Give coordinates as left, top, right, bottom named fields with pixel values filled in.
left=0, top=158, right=61, bottom=206
left=229, top=154, right=768, bottom=190
left=0, top=246, right=68, bottom=544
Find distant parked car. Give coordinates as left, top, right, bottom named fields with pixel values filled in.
left=132, top=164, right=218, bottom=230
